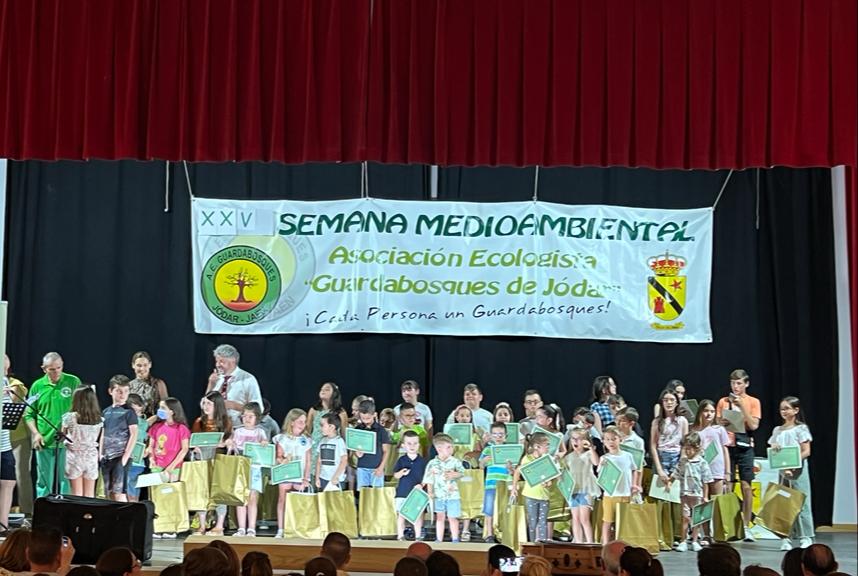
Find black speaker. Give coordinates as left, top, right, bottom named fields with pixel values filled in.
left=33, top=495, right=154, bottom=564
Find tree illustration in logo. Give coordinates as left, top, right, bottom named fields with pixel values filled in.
left=225, top=268, right=258, bottom=304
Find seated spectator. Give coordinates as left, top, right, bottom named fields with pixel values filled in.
left=206, top=540, right=241, bottom=576
left=520, top=556, right=553, bottom=576
left=320, top=532, right=351, bottom=576
left=484, top=544, right=516, bottom=576
left=25, top=526, right=75, bottom=576
left=241, top=551, right=272, bottom=576
left=601, top=540, right=628, bottom=576
left=95, top=546, right=142, bottom=576
left=183, top=547, right=232, bottom=576
left=743, top=567, right=779, bottom=576
left=801, top=544, right=838, bottom=576
left=66, top=568, right=101, bottom=576
left=698, top=544, right=741, bottom=576
left=159, top=564, right=184, bottom=576
left=426, top=551, right=461, bottom=576
left=0, top=527, right=30, bottom=573
left=304, top=556, right=337, bottom=576
left=406, top=542, right=432, bottom=561
left=394, top=557, right=428, bottom=576
left=782, top=549, right=805, bottom=576
left=618, top=547, right=663, bottom=576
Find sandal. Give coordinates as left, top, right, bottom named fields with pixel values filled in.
left=192, top=529, right=207, bottom=536
left=207, top=529, right=224, bottom=537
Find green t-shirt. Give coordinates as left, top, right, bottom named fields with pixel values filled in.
left=24, top=372, right=80, bottom=447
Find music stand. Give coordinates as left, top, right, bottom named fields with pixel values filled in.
left=1, top=402, right=26, bottom=430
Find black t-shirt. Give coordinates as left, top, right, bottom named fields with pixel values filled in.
left=355, top=421, right=391, bottom=469
left=394, top=453, right=427, bottom=498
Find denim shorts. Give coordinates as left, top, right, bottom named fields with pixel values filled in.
left=569, top=493, right=590, bottom=508
left=434, top=498, right=461, bottom=518
left=482, top=488, right=497, bottom=517
left=126, top=464, right=145, bottom=498
left=658, top=450, right=681, bottom=476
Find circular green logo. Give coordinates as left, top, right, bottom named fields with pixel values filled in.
left=201, top=245, right=282, bottom=325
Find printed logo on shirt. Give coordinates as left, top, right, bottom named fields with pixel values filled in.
left=319, top=443, right=336, bottom=467
left=60, top=386, right=73, bottom=398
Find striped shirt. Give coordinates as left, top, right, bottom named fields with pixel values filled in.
left=480, top=443, right=512, bottom=489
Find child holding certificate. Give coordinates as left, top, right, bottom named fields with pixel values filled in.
left=592, top=426, right=640, bottom=545
left=273, top=408, right=312, bottom=538
left=691, top=399, right=731, bottom=497
left=511, top=432, right=554, bottom=542
left=768, top=396, right=814, bottom=550
left=393, top=430, right=427, bottom=540
left=352, top=399, right=391, bottom=489
left=230, top=402, right=269, bottom=537
left=668, top=432, right=712, bottom=552
left=478, top=422, right=514, bottom=543
left=190, top=391, right=232, bottom=536
left=564, top=428, right=599, bottom=543
left=422, top=434, right=465, bottom=542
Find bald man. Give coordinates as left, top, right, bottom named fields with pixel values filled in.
left=801, top=544, right=838, bottom=576
left=406, top=542, right=433, bottom=561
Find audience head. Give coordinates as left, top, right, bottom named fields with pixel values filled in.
left=95, top=546, right=142, bottom=576
left=742, top=567, right=779, bottom=576
left=801, top=544, right=838, bottom=576
left=304, top=556, right=337, bottom=576
left=159, top=563, right=184, bottom=576
left=426, top=551, right=461, bottom=576
left=488, top=544, right=516, bottom=571
left=205, top=540, right=241, bottom=576
left=67, top=567, right=102, bottom=576
left=782, top=548, right=805, bottom=576
left=619, top=546, right=663, bottom=576
left=26, top=526, right=64, bottom=571
left=241, top=551, right=273, bottom=576
left=698, top=544, right=741, bottom=576
left=394, top=556, right=428, bottom=576
left=520, top=555, right=553, bottom=576
left=0, top=527, right=31, bottom=572
left=321, top=532, right=351, bottom=569
left=406, top=542, right=433, bottom=561
left=601, top=540, right=628, bottom=576
left=183, top=547, right=233, bottom=576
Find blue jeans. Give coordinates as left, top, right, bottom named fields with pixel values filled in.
left=356, top=467, right=384, bottom=489
left=126, top=465, right=145, bottom=498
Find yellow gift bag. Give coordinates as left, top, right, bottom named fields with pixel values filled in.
left=358, top=487, right=397, bottom=537
left=458, top=469, right=485, bottom=519
left=210, top=454, right=251, bottom=506
left=547, top=483, right=569, bottom=522
left=180, top=460, right=211, bottom=512
left=755, top=483, right=805, bottom=537
left=493, top=482, right=528, bottom=553
left=321, top=489, right=359, bottom=538
left=257, top=471, right=280, bottom=522
left=616, top=502, right=660, bottom=554
left=151, top=482, right=190, bottom=533
left=590, top=498, right=604, bottom=543
left=712, top=493, right=745, bottom=542
left=652, top=499, right=676, bottom=551
left=284, top=490, right=324, bottom=539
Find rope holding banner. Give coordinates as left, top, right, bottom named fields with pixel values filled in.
left=183, top=160, right=195, bottom=199
left=532, top=166, right=540, bottom=202
left=712, top=169, right=734, bottom=210
left=164, top=161, right=170, bottom=212
left=360, top=161, right=370, bottom=199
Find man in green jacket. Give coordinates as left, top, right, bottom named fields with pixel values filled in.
left=24, top=352, right=80, bottom=497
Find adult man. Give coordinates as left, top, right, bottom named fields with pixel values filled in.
left=25, top=526, right=76, bottom=576
left=394, top=380, right=434, bottom=434
left=519, top=389, right=543, bottom=434
left=321, top=531, right=351, bottom=576
left=406, top=542, right=433, bottom=561
left=715, top=368, right=761, bottom=538
left=446, top=383, right=493, bottom=432
left=697, top=543, right=741, bottom=576
left=5, top=355, right=32, bottom=515
left=205, top=344, right=262, bottom=427
left=801, top=544, right=839, bottom=576
left=600, top=540, right=627, bottom=576
left=24, top=352, right=80, bottom=497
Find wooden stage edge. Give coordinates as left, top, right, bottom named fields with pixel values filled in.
left=184, top=535, right=491, bottom=574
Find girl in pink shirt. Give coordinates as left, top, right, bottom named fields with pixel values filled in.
left=147, top=398, right=191, bottom=482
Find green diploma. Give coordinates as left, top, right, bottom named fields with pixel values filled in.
left=399, top=487, right=430, bottom=525
left=691, top=500, right=714, bottom=526
left=244, top=443, right=275, bottom=467
left=271, top=461, right=303, bottom=484
left=190, top=432, right=223, bottom=448
left=346, top=427, right=377, bottom=454
left=443, top=423, right=474, bottom=446
left=619, top=444, right=645, bottom=470
left=768, top=446, right=801, bottom=470
left=557, top=470, right=577, bottom=506
left=532, top=426, right=563, bottom=455
left=490, top=443, right=523, bottom=466
left=520, top=455, right=561, bottom=488
left=703, top=441, right=720, bottom=465
left=131, top=442, right=146, bottom=465
left=596, top=458, right=622, bottom=496
left=505, top=423, right=520, bottom=444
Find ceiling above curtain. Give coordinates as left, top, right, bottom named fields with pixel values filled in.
left=0, top=0, right=854, bottom=168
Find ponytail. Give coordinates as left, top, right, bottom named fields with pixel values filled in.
left=524, top=432, right=550, bottom=457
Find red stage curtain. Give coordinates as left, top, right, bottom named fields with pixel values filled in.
left=0, top=0, right=854, bottom=168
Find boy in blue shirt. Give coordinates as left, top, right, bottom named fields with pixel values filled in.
left=478, top=421, right=514, bottom=543
left=393, top=430, right=427, bottom=540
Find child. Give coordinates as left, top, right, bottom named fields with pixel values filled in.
left=308, top=382, right=348, bottom=478
left=478, top=422, right=514, bottom=543
left=315, top=412, right=348, bottom=490
left=650, top=388, right=688, bottom=484
left=592, top=426, right=640, bottom=545
left=125, top=393, right=148, bottom=503
left=570, top=408, right=603, bottom=455
left=768, top=396, right=814, bottom=550
left=612, top=397, right=647, bottom=441
left=492, top=403, right=515, bottom=424
left=352, top=399, right=391, bottom=489
left=61, top=385, right=103, bottom=497
left=148, top=397, right=191, bottom=538
left=379, top=408, right=397, bottom=432
left=615, top=407, right=645, bottom=452
left=564, top=428, right=600, bottom=543
left=190, top=391, right=232, bottom=536
left=423, top=434, right=465, bottom=543
left=512, top=432, right=554, bottom=542
left=669, top=431, right=712, bottom=551
left=392, top=402, right=430, bottom=457
left=101, top=375, right=139, bottom=502
left=273, top=408, right=312, bottom=538
left=449, top=405, right=482, bottom=541
left=691, top=399, right=731, bottom=497
left=534, top=404, right=566, bottom=457
left=393, top=430, right=428, bottom=540
left=394, top=380, right=434, bottom=434
left=230, top=402, right=269, bottom=537
left=349, top=395, right=369, bottom=427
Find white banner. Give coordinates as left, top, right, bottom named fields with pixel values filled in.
left=191, top=198, right=713, bottom=342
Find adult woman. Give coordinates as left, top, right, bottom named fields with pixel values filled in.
left=128, top=351, right=169, bottom=421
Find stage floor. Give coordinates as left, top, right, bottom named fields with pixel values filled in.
left=142, top=531, right=857, bottom=575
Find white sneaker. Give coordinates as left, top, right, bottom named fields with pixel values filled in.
left=234, top=529, right=247, bottom=537
left=780, top=538, right=793, bottom=551
left=152, top=533, right=162, bottom=540
left=246, top=529, right=256, bottom=537
left=799, top=537, right=813, bottom=548
left=275, top=530, right=284, bottom=538
left=675, top=541, right=688, bottom=552
left=162, top=533, right=177, bottom=539
left=691, top=541, right=703, bottom=552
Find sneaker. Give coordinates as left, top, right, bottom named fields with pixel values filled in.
left=485, top=535, right=498, bottom=544
left=691, top=541, right=703, bottom=552
left=414, top=533, right=424, bottom=541
left=675, top=541, right=688, bottom=552
left=451, top=538, right=460, bottom=543
left=246, top=529, right=256, bottom=537
left=275, top=530, right=284, bottom=538
left=234, top=529, right=247, bottom=537
left=799, top=538, right=813, bottom=549
left=162, top=533, right=177, bottom=539
left=461, top=530, right=471, bottom=542
left=152, top=533, right=162, bottom=540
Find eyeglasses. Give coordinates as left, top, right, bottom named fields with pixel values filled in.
left=524, top=400, right=541, bottom=405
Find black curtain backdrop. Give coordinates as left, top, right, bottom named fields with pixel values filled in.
left=4, top=161, right=837, bottom=524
